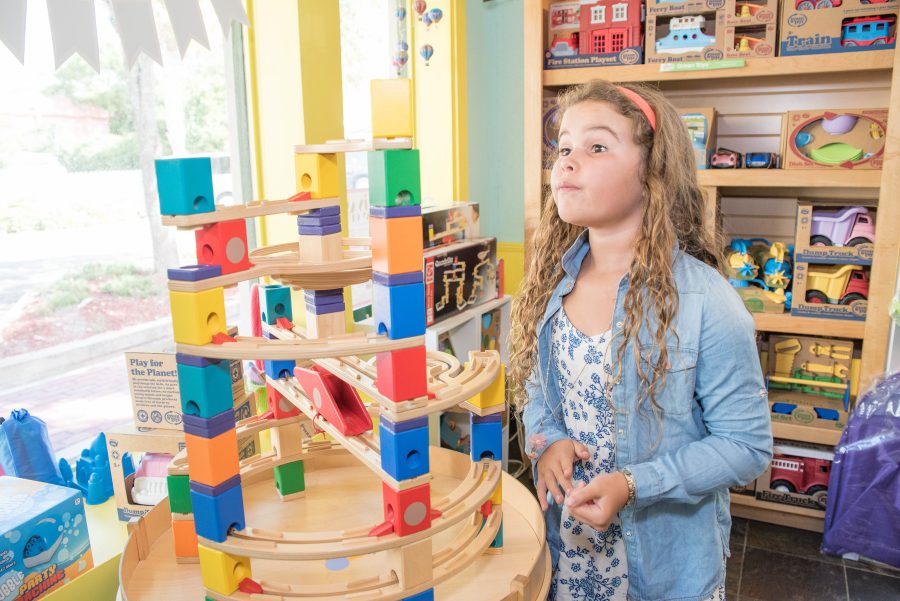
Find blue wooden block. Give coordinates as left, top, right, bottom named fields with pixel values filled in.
left=373, top=281, right=425, bottom=340
left=264, top=359, right=296, bottom=380
left=379, top=416, right=429, bottom=481
left=403, top=590, right=434, bottom=601
left=370, top=205, right=422, bottom=219
left=259, top=284, right=293, bottom=325
left=297, top=214, right=341, bottom=227
left=167, top=264, right=222, bottom=282
left=307, top=206, right=340, bottom=217
left=177, top=361, right=233, bottom=418
left=183, top=409, right=235, bottom=439
left=373, top=271, right=423, bottom=286
left=491, top=522, right=503, bottom=548
left=176, top=353, right=216, bottom=368
left=299, top=224, right=341, bottom=236
left=155, top=157, right=215, bottom=216
left=470, top=416, right=503, bottom=461
left=190, top=478, right=245, bottom=543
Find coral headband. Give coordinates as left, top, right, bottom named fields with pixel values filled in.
left=617, top=86, right=657, bottom=131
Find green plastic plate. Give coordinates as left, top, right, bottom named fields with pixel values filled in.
left=809, top=142, right=864, bottom=164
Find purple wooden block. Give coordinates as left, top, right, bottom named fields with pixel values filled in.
left=297, top=214, right=341, bottom=227
left=183, top=409, right=236, bottom=439
left=372, top=271, right=424, bottom=286
left=305, top=288, right=343, bottom=299
left=167, top=264, right=222, bottom=281
left=370, top=205, right=422, bottom=219
left=471, top=413, right=502, bottom=424
left=299, top=224, right=341, bottom=236
left=305, top=294, right=343, bottom=307
left=307, top=206, right=340, bottom=217
left=189, top=474, right=241, bottom=497
left=306, top=301, right=345, bottom=315
left=380, top=415, right=428, bottom=433
left=175, top=354, right=220, bottom=367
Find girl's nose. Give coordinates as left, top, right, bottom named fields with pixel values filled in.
left=557, top=152, right=577, bottom=172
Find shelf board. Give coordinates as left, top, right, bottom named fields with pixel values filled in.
left=426, top=295, right=512, bottom=337
left=771, top=422, right=842, bottom=446
left=752, top=313, right=865, bottom=339
left=730, top=492, right=825, bottom=519
left=698, top=169, right=883, bottom=199
left=543, top=50, right=894, bottom=87
left=730, top=493, right=824, bottom=532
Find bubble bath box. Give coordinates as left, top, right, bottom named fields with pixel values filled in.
left=0, top=477, right=93, bottom=601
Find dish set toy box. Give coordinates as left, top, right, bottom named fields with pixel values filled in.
left=545, top=0, right=645, bottom=69
left=780, top=108, right=888, bottom=170
left=679, top=107, right=718, bottom=169
left=424, top=238, right=499, bottom=326
left=779, top=0, right=898, bottom=57
left=756, top=440, right=835, bottom=512
left=0, top=477, right=93, bottom=601
left=645, top=9, right=728, bottom=63
left=421, top=202, right=480, bottom=250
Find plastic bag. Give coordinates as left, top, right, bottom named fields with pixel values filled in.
left=0, top=409, right=64, bottom=485
left=822, top=372, right=900, bottom=568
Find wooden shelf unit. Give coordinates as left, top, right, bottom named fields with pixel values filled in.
left=525, top=0, right=900, bottom=530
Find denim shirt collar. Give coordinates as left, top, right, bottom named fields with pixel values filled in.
left=560, top=229, right=684, bottom=281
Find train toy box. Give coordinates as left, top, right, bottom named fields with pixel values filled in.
left=0, top=477, right=93, bottom=601
left=780, top=108, right=888, bottom=170
left=646, top=10, right=728, bottom=63
left=421, top=203, right=480, bottom=250
left=545, top=0, right=644, bottom=68
left=779, top=0, right=899, bottom=57
left=756, top=440, right=835, bottom=512
left=794, top=202, right=876, bottom=265
left=425, top=238, right=499, bottom=326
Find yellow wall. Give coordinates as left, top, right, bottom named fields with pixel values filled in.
left=498, top=242, right=525, bottom=297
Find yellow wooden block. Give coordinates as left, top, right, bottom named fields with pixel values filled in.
left=481, top=469, right=502, bottom=505
left=198, top=544, right=252, bottom=595
left=294, top=153, right=339, bottom=199
left=169, top=288, right=227, bottom=345
left=371, top=79, right=412, bottom=139
left=469, top=363, right=506, bottom=409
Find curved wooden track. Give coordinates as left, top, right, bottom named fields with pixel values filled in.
left=162, top=197, right=340, bottom=228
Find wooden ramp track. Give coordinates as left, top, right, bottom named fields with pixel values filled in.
left=162, top=197, right=340, bottom=229
left=294, top=138, right=414, bottom=154
left=198, top=457, right=501, bottom=561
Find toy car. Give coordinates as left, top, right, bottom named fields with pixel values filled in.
left=810, top=206, right=875, bottom=247
left=841, top=15, right=897, bottom=47
left=796, top=0, right=842, bottom=9
left=745, top=152, right=778, bottom=168
left=805, top=264, right=869, bottom=305
left=709, top=148, right=743, bottom=168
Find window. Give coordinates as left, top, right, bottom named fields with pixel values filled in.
left=591, top=6, right=606, bottom=24
left=613, top=4, right=628, bottom=22
left=611, top=31, right=626, bottom=52
left=592, top=31, right=608, bottom=54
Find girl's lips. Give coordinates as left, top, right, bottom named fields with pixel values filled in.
left=558, top=183, right=580, bottom=191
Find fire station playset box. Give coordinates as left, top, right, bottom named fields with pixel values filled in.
left=545, top=0, right=644, bottom=69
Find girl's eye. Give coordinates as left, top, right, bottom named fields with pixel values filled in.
left=558, top=147, right=571, bottom=157
left=591, top=144, right=607, bottom=153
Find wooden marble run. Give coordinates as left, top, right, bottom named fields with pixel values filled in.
left=119, top=79, right=549, bottom=601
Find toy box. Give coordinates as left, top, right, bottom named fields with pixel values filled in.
left=794, top=202, right=876, bottom=265
left=678, top=107, right=718, bottom=169
left=647, top=0, right=725, bottom=16
left=545, top=0, right=644, bottom=68
left=421, top=202, right=480, bottom=250
left=779, top=0, right=898, bottom=57
left=645, top=11, right=728, bottom=63
left=756, top=440, right=834, bottom=512
left=765, top=334, right=854, bottom=433
left=780, top=108, right=888, bottom=170
left=791, top=262, right=869, bottom=321
left=424, top=238, right=498, bottom=326
left=0, top=477, right=93, bottom=601
left=724, top=22, right=777, bottom=57
left=725, top=238, right=793, bottom=314
left=726, top=0, right=779, bottom=25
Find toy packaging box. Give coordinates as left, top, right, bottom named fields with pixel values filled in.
left=756, top=439, right=835, bottom=512
left=645, top=10, right=727, bottom=63
left=545, top=0, right=644, bottom=68
left=424, top=238, right=499, bottom=326
left=794, top=202, right=876, bottom=265
left=780, top=108, right=888, bottom=170
left=791, top=262, right=869, bottom=321
left=421, top=202, right=480, bottom=250
left=647, top=0, right=725, bottom=16
left=725, top=0, right=778, bottom=25
left=779, top=0, right=898, bottom=57
left=0, top=477, right=93, bottom=601
left=765, top=334, right=855, bottom=433
left=724, top=22, right=777, bottom=57
left=678, top=107, right=718, bottom=169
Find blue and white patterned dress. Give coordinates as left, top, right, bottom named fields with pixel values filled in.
left=548, top=306, right=726, bottom=601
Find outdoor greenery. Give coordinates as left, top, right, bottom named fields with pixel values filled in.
left=42, top=263, right=157, bottom=313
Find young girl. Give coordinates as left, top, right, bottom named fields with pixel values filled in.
left=510, top=80, right=773, bottom=601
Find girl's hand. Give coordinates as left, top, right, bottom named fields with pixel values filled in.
left=536, top=439, right=591, bottom=511
left=565, top=472, right=630, bottom=531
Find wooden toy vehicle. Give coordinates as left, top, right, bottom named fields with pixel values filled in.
left=810, top=206, right=875, bottom=246
left=710, top=147, right=742, bottom=168
left=796, top=0, right=841, bottom=8
left=805, top=264, right=869, bottom=305
left=841, top=15, right=897, bottom=47
left=769, top=454, right=831, bottom=507
left=655, top=15, right=716, bottom=54
left=745, top=152, right=778, bottom=168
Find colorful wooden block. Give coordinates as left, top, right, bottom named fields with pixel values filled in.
left=177, top=359, right=232, bottom=418
left=168, top=264, right=222, bottom=282
left=264, top=359, right=296, bottom=380
left=270, top=423, right=304, bottom=458
left=198, top=544, right=252, bottom=595
left=403, top=590, right=434, bottom=601
left=259, top=284, right=293, bottom=325
left=172, top=517, right=199, bottom=558
left=371, top=78, right=413, bottom=139
left=297, top=213, right=341, bottom=228
left=191, top=477, right=245, bottom=542
left=273, top=460, right=305, bottom=497
left=470, top=414, right=503, bottom=462
left=266, top=382, right=301, bottom=419
left=373, top=280, right=425, bottom=339
left=294, top=152, right=339, bottom=199
left=167, top=474, right=192, bottom=515
left=382, top=481, right=433, bottom=537
left=370, top=205, right=422, bottom=218
left=481, top=467, right=502, bottom=506
left=169, top=288, right=227, bottom=346
left=299, top=232, right=342, bottom=263
left=375, top=346, right=427, bottom=402
left=155, top=157, right=214, bottom=216
left=185, top=429, right=240, bottom=487
left=373, top=271, right=423, bottom=286
left=379, top=416, right=429, bottom=481
left=370, top=215, right=423, bottom=274
left=183, top=409, right=236, bottom=439
left=491, top=522, right=503, bottom=549
left=195, top=219, right=251, bottom=275
left=367, top=150, right=421, bottom=207
left=468, top=363, right=507, bottom=409
left=306, top=311, right=345, bottom=339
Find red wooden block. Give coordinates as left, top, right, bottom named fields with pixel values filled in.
left=267, top=382, right=301, bottom=418
left=375, top=345, right=427, bottom=402
left=378, top=482, right=438, bottom=537
left=195, top=219, right=252, bottom=275
left=294, top=365, right=372, bottom=436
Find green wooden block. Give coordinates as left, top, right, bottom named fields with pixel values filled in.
left=167, top=474, right=192, bottom=514
left=274, top=460, right=305, bottom=496
left=367, top=149, right=421, bottom=207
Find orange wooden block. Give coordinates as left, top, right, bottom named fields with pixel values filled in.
left=370, top=215, right=423, bottom=274
left=185, top=429, right=240, bottom=487
left=172, top=518, right=199, bottom=558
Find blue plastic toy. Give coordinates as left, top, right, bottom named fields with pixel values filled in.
left=0, top=409, right=64, bottom=485
left=58, top=432, right=114, bottom=505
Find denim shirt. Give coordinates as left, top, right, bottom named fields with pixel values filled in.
left=522, top=231, right=773, bottom=601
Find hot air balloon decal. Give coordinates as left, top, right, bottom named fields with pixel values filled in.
left=422, top=12, right=433, bottom=26
left=395, top=7, right=407, bottom=20
left=414, top=1, right=428, bottom=19
left=428, top=8, right=443, bottom=25
left=419, top=43, right=434, bottom=66
left=393, top=51, right=409, bottom=69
